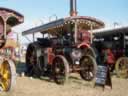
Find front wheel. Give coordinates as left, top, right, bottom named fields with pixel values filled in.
left=115, top=57, right=128, bottom=78
left=52, top=55, right=69, bottom=84
left=79, top=55, right=97, bottom=81
left=0, top=59, right=16, bottom=92
left=82, top=47, right=96, bottom=58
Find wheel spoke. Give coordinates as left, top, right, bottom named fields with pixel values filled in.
left=53, top=56, right=69, bottom=84
left=116, top=57, right=128, bottom=78
left=0, top=61, right=11, bottom=91
left=26, top=43, right=42, bottom=77
left=80, top=55, right=97, bottom=81
left=54, top=60, right=65, bottom=77
left=0, top=77, right=10, bottom=91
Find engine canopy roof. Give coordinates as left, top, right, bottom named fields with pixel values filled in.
left=22, top=16, right=105, bottom=36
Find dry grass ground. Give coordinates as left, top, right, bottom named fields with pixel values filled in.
left=0, top=74, right=128, bottom=96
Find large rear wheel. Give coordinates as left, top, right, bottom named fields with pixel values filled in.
left=26, top=42, right=42, bottom=77
left=115, top=57, right=128, bottom=78
left=52, top=55, right=69, bottom=84
left=0, top=59, right=16, bottom=92
left=80, top=55, right=97, bottom=81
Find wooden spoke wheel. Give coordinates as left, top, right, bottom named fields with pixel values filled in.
left=26, top=42, right=42, bottom=77
left=82, top=47, right=96, bottom=58
left=0, top=59, right=16, bottom=92
left=115, top=57, right=128, bottom=78
left=52, top=55, right=69, bottom=84
left=80, top=55, right=97, bottom=81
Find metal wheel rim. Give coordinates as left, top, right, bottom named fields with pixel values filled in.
left=116, top=57, right=128, bottom=78
left=83, top=48, right=95, bottom=58
left=26, top=44, right=38, bottom=76
left=80, top=56, right=95, bottom=81
left=53, top=57, right=66, bottom=84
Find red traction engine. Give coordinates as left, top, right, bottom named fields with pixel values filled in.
left=22, top=0, right=104, bottom=84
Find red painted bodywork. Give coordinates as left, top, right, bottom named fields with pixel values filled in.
left=102, top=49, right=115, bottom=64
left=47, top=48, right=55, bottom=65
left=77, top=30, right=91, bottom=48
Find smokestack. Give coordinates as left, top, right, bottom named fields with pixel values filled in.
left=70, top=0, right=77, bottom=16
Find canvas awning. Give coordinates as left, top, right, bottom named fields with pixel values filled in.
left=22, top=16, right=105, bottom=36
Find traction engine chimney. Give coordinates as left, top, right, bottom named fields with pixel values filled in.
left=70, top=0, right=77, bottom=16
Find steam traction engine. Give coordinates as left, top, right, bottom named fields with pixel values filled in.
left=93, top=26, right=128, bottom=78
left=0, top=7, right=24, bottom=91
left=22, top=0, right=104, bottom=84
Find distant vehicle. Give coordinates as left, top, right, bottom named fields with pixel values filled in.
left=0, top=7, right=24, bottom=91
left=22, top=0, right=104, bottom=84
left=93, top=26, right=128, bottom=78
